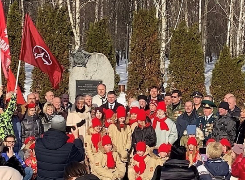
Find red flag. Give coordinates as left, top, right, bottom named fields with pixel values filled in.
left=7, top=69, right=25, bottom=104
left=19, top=14, right=63, bottom=89
left=0, top=0, right=11, bottom=78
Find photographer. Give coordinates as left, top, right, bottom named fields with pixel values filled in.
left=35, top=115, right=85, bottom=180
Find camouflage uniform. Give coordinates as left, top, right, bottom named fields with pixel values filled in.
left=0, top=94, right=16, bottom=139
left=167, top=103, right=185, bottom=123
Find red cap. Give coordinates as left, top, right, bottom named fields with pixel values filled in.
left=29, top=143, right=35, bottom=150
left=24, top=136, right=35, bottom=145
left=102, top=135, right=112, bottom=146
left=130, top=107, right=139, bottom=115
left=149, top=100, right=158, bottom=107
left=104, top=109, right=114, bottom=120
left=25, top=103, right=36, bottom=109
left=187, top=137, right=198, bottom=146
left=136, top=141, right=146, bottom=152
left=137, top=109, right=146, bottom=121
left=117, top=106, right=126, bottom=119
left=206, top=138, right=215, bottom=146
left=158, top=143, right=172, bottom=154
left=156, top=101, right=166, bottom=112
left=220, top=138, right=231, bottom=148
left=92, top=118, right=102, bottom=128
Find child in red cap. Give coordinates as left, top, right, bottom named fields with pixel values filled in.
left=25, top=143, right=37, bottom=179
left=128, top=107, right=140, bottom=131
left=108, top=106, right=131, bottom=163
left=220, top=138, right=233, bottom=166
left=153, top=143, right=172, bottom=166
left=128, top=141, right=156, bottom=180
left=146, top=99, right=158, bottom=121
left=186, top=137, right=199, bottom=165
left=92, top=135, right=126, bottom=180
left=104, top=109, right=116, bottom=129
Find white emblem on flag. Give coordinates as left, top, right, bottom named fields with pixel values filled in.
left=33, top=45, right=52, bottom=65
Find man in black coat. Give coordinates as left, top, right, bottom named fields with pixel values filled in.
left=35, top=115, right=85, bottom=180
left=147, top=86, right=164, bottom=104
left=100, top=91, right=123, bottom=113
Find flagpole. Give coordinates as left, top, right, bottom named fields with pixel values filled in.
left=14, top=60, right=21, bottom=91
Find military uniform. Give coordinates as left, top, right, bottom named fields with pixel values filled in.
left=191, top=91, right=204, bottom=118
left=166, top=103, right=185, bottom=122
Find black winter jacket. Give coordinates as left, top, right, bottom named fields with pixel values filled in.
left=21, top=114, right=43, bottom=143
left=132, top=125, right=156, bottom=151
left=35, top=128, right=85, bottom=180
left=152, top=159, right=199, bottom=180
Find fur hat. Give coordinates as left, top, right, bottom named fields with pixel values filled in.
left=117, top=106, right=126, bottom=119
left=136, top=141, right=146, bottom=152
left=218, top=102, right=229, bottom=111
left=156, top=101, right=166, bottom=112
left=92, top=118, right=102, bottom=128
left=102, top=135, right=112, bottom=146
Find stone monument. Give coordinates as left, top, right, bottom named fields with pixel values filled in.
left=69, top=48, right=115, bottom=103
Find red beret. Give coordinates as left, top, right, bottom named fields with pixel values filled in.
left=104, top=109, right=114, bottom=120
left=137, top=109, right=146, bottom=121
left=158, top=143, right=172, bottom=154
left=130, top=107, right=140, bottom=115
left=136, top=141, right=146, bottom=152
left=26, top=103, right=36, bottom=109
left=220, top=138, right=231, bottom=148
left=24, top=136, right=35, bottom=145
left=102, top=135, right=112, bottom=146
left=187, top=137, right=198, bottom=146
left=206, top=138, right=215, bottom=146
left=156, top=101, right=166, bottom=112
left=92, top=118, right=102, bottom=128
left=117, top=106, right=126, bottom=119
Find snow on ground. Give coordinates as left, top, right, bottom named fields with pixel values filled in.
left=204, top=60, right=216, bottom=94
left=116, top=59, right=128, bottom=86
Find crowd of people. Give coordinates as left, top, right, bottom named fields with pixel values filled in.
left=0, top=84, right=245, bottom=180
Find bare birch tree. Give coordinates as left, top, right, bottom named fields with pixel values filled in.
left=236, top=0, right=245, bottom=56
left=226, top=0, right=235, bottom=54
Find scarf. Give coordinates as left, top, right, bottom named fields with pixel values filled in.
left=133, top=154, right=147, bottom=180
left=186, top=150, right=198, bottom=165
left=152, top=117, right=169, bottom=130
left=75, top=106, right=85, bottom=113
left=120, top=124, right=125, bottom=128
left=91, top=133, right=101, bottom=151
left=129, top=119, right=138, bottom=126
left=106, top=151, right=116, bottom=169
left=104, top=120, right=112, bottom=128
left=67, top=134, right=75, bottom=143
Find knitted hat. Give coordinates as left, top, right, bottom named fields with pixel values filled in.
left=137, top=109, right=146, bottom=121
left=187, top=137, right=198, bottom=146
left=130, top=100, right=140, bottom=108
left=206, top=138, right=215, bottom=146
left=220, top=138, right=231, bottom=148
left=136, top=141, right=146, bottom=152
left=186, top=125, right=196, bottom=135
left=29, top=143, right=35, bottom=150
left=104, top=109, right=114, bottom=120
left=130, top=107, right=140, bottom=115
left=218, top=102, right=229, bottom=110
left=117, top=106, right=126, bottom=118
left=24, top=136, right=36, bottom=145
left=92, top=118, right=102, bottom=128
left=232, top=144, right=244, bottom=155
left=102, top=135, right=112, bottom=146
left=51, top=115, right=66, bottom=132
left=25, top=103, right=36, bottom=109
left=149, top=100, right=158, bottom=107
left=158, top=143, right=172, bottom=154
left=156, top=101, right=166, bottom=112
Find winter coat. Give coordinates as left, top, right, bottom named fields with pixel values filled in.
left=212, top=113, right=237, bottom=144
left=154, top=117, right=178, bottom=147
left=128, top=153, right=156, bottom=180
left=40, top=113, right=54, bottom=132
left=235, top=120, right=245, bottom=144
left=0, top=166, right=23, bottom=180
left=92, top=143, right=126, bottom=180
left=75, top=174, right=100, bottom=180
left=149, top=150, right=168, bottom=167
left=35, top=128, right=85, bottom=180
left=100, top=101, right=124, bottom=113
left=222, top=150, right=233, bottom=166
left=166, top=103, right=185, bottom=122
left=180, top=128, right=204, bottom=147
left=66, top=105, right=91, bottom=141
left=176, top=111, right=198, bottom=138
left=197, top=158, right=231, bottom=180
left=0, top=155, right=25, bottom=177
left=0, top=94, right=16, bottom=140
left=229, top=106, right=241, bottom=119
left=107, top=124, right=132, bottom=162
left=131, top=125, right=156, bottom=151
left=147, top=95, right=164, bottom=104
left=231, top=154, right=245, bottom=180
left=21, top=114, right=43, bottom=143
left=92, top=94, right=107, bottom=107
left=152, top=159, right=199, bottom=180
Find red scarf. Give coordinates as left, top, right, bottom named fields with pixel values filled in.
left=186, top=151, right=198, bottom=163
left=129, top=119, right=138, bottom=126
left=104, top=121, right=112, bottom=128
left=106, top=151, right=116, bottom=169
left=120, top=124, right=125, bottom=128
left=91, top=133, right=101, bottom=151
left=152, top=117, right=169, bottom=130
left=138, top=122, right=151, bottom=129
left=67, top=134, right=75, bottom=143
left=133, top=154, right=147, bottom=180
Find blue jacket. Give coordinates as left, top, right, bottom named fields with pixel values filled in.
left=196, top=158, right=231, bottom=180
left=1, top=152, right=26, bottom=168
left=35, top=128, right=85, bottom=180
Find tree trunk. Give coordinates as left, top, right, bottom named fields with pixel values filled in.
left=20, top=0, right=24, bottom=27
left=227, top=0, right=235, bottom=55
left=75, top=0, right=80, bottom=49
left=198, top=0, right=202, bottom=33
left=100, top=0, right=103, bottom=19
left=134, top=0, right=137, bottom=12
left=184, top=0, right=188, bottom=27
left=160, top=0, right=167, bottom=75
left=95, top=0, right=99, bottom=22
left=236, top=0, right=244, bottom=56
left=154, top=0, right=160, bottom=18
left=203, top=0, right=208, bottom=61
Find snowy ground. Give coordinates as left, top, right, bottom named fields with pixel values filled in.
left=24, top=57, right=217, bottom=100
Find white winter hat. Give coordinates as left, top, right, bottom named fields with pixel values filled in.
left=130, top=100, right=140, bottom=108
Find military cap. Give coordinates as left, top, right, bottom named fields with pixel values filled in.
left=191, top=91, right=203, bottom=98
left=201, top=100, right=216, bottom=108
